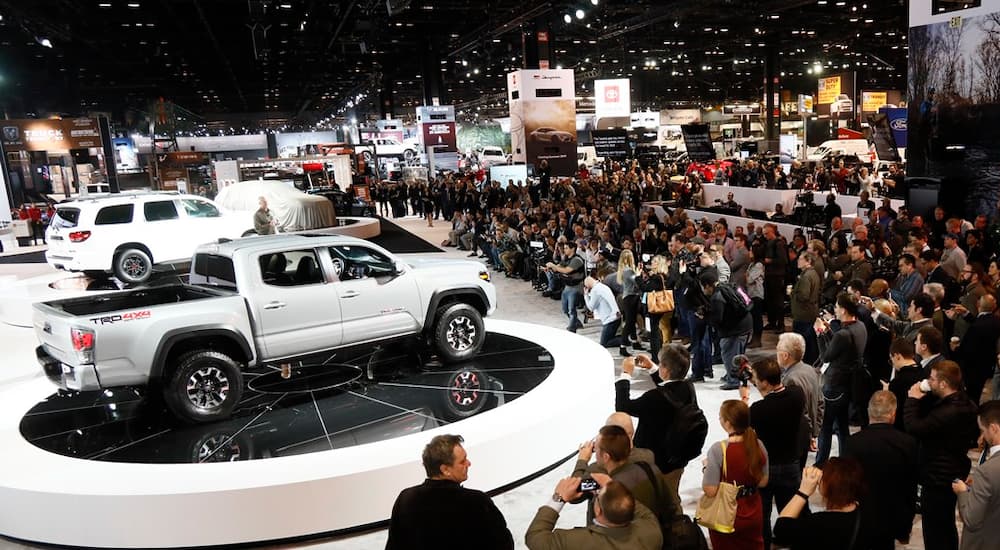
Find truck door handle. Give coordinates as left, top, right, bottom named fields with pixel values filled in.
left=263, top=301, right=287, bottom=310
left=341, top=290, right=360, bottom=298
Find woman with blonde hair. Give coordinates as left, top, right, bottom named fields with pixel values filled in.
left=702, top=399, right=769, bottom=550
left=617, top=250, right=644, bottom=352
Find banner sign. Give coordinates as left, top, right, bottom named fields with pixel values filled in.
left=595, top=79, right=631, bottom=119
left=881, top=107, right=908, bottom=148
left=591, top=129, right=629, bottom=159
left=723, top=104, right=761, bottom=115
left=861, top=91, right=888, bottom=113
left=681, top=124, right=715, bottom=162
left=868, top=113, right=901, bottom=163
left=1, top=118, right=102, bottom=152
left=818, top=77, right=842, bottom=105
left=798, top=95, right=814, bottom=114
left=489, top=164, right=529, bottom=187
left=508, top=69, right=577, bottom=175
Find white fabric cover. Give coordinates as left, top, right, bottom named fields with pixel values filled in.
left=215, top=180, right=336, bottom=231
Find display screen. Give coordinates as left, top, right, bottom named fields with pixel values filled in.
left=535, top=88, right=563, bottom=98
left=428, top=114, right=448, bottom=120
left=932, top=1, right=981, bottom=15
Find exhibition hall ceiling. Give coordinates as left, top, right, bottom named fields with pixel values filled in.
left=0, top=0, right=906, bottom=129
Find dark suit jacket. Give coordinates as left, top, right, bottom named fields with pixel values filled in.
left=957, top=313, right=1000, bottom=384
left=844, top=423, right=919, bottom=543
left=615, top=377, right=698, bottom=473
left=385, top=479, right=514, bottom=550
left=888, top=364, right=922, bottom=431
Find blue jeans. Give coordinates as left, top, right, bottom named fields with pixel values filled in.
left=689, top=315, right=712, bottom=378
left=561, top=285, right=583, bottom=329
left=761, top=462, right=803, bottom=550
left=600, top=319, right=623, bottom=348
left=815, top=390, right=850, bottom=465
left=721, top=333, right=749, bottom=381
left=792, top=320, right=818, bottom=365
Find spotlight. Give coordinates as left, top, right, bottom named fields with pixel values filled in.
left=35, top=36, right=53, bottom=48
left=576, top=9, right=585, bottom=19
left=591, top=0, right=599, bottom=4
left=563, top=13, right=572, bottom=23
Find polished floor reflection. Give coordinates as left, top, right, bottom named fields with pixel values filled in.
left=20, top=333, right=553, bottom=464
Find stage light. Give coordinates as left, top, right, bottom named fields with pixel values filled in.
left=591, top=0, right=599, bottom=4
left=563, top=13, right=572, bottom=23
left=576, top=9, right=585, bottom=19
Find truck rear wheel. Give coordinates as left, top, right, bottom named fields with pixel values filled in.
left=164, top=350, right=243, bottom=424
left=432, top=303, right=485, bottom=363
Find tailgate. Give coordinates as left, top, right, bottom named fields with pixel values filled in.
left=32, top=302, right=83, bottom=367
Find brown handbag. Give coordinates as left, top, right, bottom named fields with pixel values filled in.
left=645, top=275, right=675, bottom=313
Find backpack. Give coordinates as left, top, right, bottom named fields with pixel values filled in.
left=718, top=283, right=752, bottom=324
left=635, top=462, right=709, bottom=550
left=660, top=382, right=709, bottom=466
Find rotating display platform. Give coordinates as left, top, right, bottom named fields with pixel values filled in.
left=0, top=319, right=614, bottom=548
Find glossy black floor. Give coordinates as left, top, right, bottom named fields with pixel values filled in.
left=20, top=334, right=553, bottom=464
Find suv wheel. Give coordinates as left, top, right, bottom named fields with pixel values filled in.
left=164, top=350, right=243, bottom=424
left=403, top=149, right=416, bottom=161
left=114, top=247, right=153, bottom=285
left=432, top=303, right=485, bottom=362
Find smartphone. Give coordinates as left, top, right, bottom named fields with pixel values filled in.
left=579, top=477, right=599, bottom=492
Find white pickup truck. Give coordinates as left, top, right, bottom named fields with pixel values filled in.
left=34, top=234, right=496, bottom=423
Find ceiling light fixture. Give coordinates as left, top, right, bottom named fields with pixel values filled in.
left=563, top=13, right=572, bottom=24
left=575, top=9, right=585, bottom=19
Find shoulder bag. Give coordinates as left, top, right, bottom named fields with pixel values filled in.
left=694, top=441, right=739, bottom=534
left=646, top=275, right=675, bottom=314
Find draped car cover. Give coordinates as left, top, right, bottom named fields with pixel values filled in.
left=215, top=180, right=337, bottom=231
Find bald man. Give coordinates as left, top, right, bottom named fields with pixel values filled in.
left=603, top=412, right=657, bottom=467
left=953, top=294, right=1000, bottom=405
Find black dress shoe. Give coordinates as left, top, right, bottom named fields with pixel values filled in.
left=686, top=376, right=706, bottom=383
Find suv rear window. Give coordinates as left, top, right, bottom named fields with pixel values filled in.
left=144, top=200, right=179, bottom=221
left=52, top=207, right=80, bottom=229
left=95, top=204, right=134, bottom=225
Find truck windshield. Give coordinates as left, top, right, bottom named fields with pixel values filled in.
left=192, top=254, right=237, bottom=289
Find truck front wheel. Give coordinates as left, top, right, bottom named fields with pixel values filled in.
left=432, top=303, right=485, bottom=363
left=164, top=350, right=243, bottom=424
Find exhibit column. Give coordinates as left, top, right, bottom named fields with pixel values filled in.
left=521, top=23, right=553, bottom=69
left=421, top=44, right=445, bottom=106
left=379, top=74, right=395, bottom=120
left=764, top=43, right=780, bottom=149
left=98, top=116, right=119, bottom=193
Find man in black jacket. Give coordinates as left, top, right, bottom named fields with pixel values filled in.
left=615, top=344, right=700, bottom=512
left=386, top=434, right=514, bottom=550
left=950, top=294, right=1000, bottom=405
left=904, top=360, right=979, bottom=550
left=886, top=338, right=923, bottom=431
left=762, top=224, right=788, bottom=330
left=700, top=269, right=752, bottom=390
left=749, top=358, right=807, bottom=550
left=844, top=391, right=919, bottom=550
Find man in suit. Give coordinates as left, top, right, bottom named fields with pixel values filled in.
left=616, top=345, right=698, bottom=510
left=844, top=391, right=919, bottom=550
left=525, top=477, right=662, bottom=550
left=904, top=360, right=980, bottom=550
left=922, top=249, right=960, bottom=306
left=950, top=294, right=1000, bottom=405
left=916, top=325, right=946, bottom=377
left=886, top=338, right=924, bottom=431
left=386, top=434, right=513, bottom=550
left=871, top=292, right=935, bottom=343
left=762, top=223, right=788, bottom=330
left=776, top=332, right=822, bottom=468
left=953, top=400, right=1000, bottom=550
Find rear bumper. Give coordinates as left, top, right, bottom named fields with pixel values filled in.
left=35, top=346, right=102, bottom=391
left=45, top=248, right=108, bottom=272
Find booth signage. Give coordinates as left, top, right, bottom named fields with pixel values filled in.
left=798, top=95, right=814, bottom=114
left=723, top=104, right=761, bottom=115
left=818, top=76, right=842, bottom=104
left=861, top=91, right=888, bottom=113
left=591, top=129, right=629, bottom=159
left=1, top=118, right=102, bottom=152
left=681, top=124, right=716, bottom=162
left=594, top=79, right=631, bottom=119
left=508, top=69, right=577, bottom=175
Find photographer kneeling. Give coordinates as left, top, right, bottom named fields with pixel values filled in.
left=584, top=276, right=630, bottom=357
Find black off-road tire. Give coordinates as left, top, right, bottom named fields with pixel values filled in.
left=113, top=247, right=153, bottom=285
left=432, top=303, right=485, bottom=363
left=163, top=350, right=243, bottom=424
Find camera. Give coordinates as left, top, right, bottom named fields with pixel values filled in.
left=579, top=477, right=600, bottom=493
left=733, top=354, right=752, bottom=386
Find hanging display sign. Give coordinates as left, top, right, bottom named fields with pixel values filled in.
left=681, top=124, right=715, bottom=162
left=881, top=107, right=908, bottom=148
left=416, top=106, right=457, bottom=153
left=817, top=77, right=843, bottom=105
left=594, top=79, right=631, bottom=119
left=723, top=104, right=761, bottom=115
left=798, top=95, right=814, bottom=114
left=591, top=130, right=629, bottom=159
left=1, top=118, right=102, bottom=152
left=508, top=69, right=577, bottom=175
left=861, top=91, right=889, bottom=113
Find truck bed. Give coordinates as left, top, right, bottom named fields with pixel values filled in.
left=48, top=284, right=232, bottom=316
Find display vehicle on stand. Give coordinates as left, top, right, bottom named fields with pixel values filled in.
left=34, top=233, right=496, bottom=423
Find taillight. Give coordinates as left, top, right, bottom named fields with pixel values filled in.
left=70, top=327, right=95, bottom=364
left=68, top=231, right=92, bottom=243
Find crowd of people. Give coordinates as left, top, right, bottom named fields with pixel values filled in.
left=377, top=153, right=1000, bottom=550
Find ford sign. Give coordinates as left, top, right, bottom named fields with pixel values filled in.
left=890, top=118, right=907, bottom=131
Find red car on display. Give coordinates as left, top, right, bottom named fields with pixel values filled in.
left=685, top=159, right=735, bottom=182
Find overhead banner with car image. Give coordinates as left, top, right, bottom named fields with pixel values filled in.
left=815, top=72, right=856, bottom=119
left=508, top=69, right=577, bottom=176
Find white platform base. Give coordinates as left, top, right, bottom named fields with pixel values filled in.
left=0, top=319, right=613, bottom=548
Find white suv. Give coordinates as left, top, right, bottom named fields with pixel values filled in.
left=45, top=193, right=254, bottom=284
